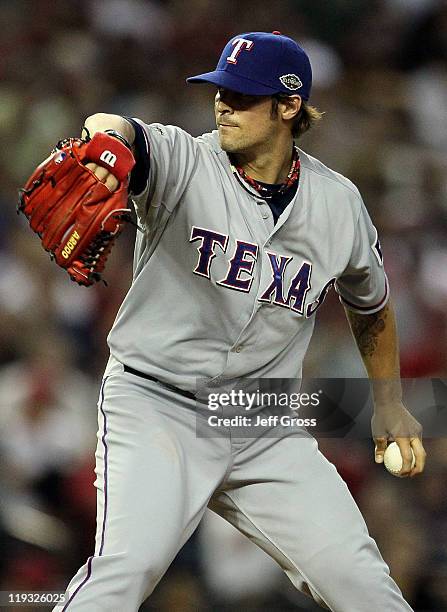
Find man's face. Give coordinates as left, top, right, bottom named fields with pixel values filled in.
left=214, top=88, right=278, bottom=154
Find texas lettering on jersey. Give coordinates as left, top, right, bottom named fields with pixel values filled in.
left=190, top=225, right=324, bottom=317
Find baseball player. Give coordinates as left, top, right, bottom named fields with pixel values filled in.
left=53, top=32, right=426, bottom=611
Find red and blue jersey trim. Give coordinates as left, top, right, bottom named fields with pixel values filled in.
left=337, top=275, right=389, bottom=314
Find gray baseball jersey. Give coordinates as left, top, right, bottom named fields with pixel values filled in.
left=55, top=123, right=413, bottom=612
left=107, top=121, right=388, bottom=390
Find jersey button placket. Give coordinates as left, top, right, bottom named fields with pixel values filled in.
left=258, top=202, right=271, bottom=222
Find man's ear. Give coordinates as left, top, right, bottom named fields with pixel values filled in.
left=281, top=95, right=302, bottom=121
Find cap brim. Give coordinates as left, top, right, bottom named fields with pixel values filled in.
left=186, top=70, right=279, bottom=96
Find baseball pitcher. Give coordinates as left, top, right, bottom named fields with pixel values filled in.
left=20, top=31, right=426, bottom=612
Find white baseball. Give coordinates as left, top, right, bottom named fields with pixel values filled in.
left=383, top=441, right=416, bottom=475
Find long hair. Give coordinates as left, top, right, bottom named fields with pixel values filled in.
left=271, top=94, right=324, bottom=138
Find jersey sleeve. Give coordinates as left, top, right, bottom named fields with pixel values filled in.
left=125, top=117, right=150, bottom=196
left=335, top=199, right=389, bottom=314
left=124, top=118, right=200, bottom=224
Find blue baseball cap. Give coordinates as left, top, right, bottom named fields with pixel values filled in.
left=187, top=31, right=312, bottom=100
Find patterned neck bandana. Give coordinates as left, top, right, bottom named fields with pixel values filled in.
left=230, top=146, right=301, bottom=199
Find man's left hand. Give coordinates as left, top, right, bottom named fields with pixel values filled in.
left=372, top=402, right=426, bottom=477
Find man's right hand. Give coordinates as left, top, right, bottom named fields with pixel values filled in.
left=85, top=162, right=119, bottom=192
left=83, top=113, right=136, bottom=192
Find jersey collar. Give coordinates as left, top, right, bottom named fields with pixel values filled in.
left=229, top=146, right=301, bottom=200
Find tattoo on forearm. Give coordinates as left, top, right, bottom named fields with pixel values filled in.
left=347, top=305, right=388, bottom=357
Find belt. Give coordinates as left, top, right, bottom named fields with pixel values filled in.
left=123, top=364, right=196, bottom=401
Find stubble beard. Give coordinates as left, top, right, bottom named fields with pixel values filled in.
left=218, top=131, right=242, bottom=154
left=218, top=120, right=278, bottom=158
left=218, top=129, right=259, bottom=157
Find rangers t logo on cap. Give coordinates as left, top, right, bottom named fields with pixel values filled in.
left=226, top=38, right=254, bottom=65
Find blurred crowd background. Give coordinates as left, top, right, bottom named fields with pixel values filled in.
left=0, top=0, right=447, bottom=610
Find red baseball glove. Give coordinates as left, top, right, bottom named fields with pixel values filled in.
left=18, top=132, right=136, bottom=286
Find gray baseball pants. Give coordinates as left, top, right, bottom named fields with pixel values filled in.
left=54, top=357, right=413, bottom=612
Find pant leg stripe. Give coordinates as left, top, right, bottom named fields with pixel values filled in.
left=61, top=556, right=93, bottom=611
left=98, top=376, right=110, bottom=556
left=62, top=376, right=109, bottom=610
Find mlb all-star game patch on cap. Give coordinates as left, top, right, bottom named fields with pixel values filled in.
left=187, top=31, right=312, bottom=100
